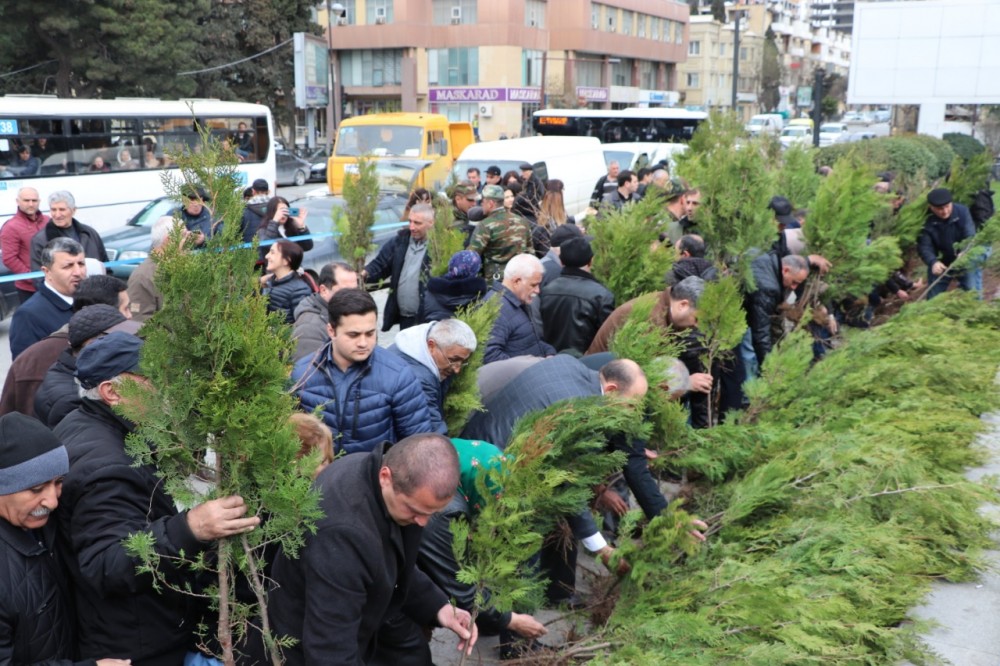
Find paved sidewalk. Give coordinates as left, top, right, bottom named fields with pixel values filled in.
left=904, top=411, right=1000, bottom=666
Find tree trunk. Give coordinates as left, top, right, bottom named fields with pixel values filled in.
left=241, top=534, right=284, bottom=666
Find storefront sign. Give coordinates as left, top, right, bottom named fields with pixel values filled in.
left=428, top=87, right=541, bottom=103
left=576, top=86, right=609, bottom=102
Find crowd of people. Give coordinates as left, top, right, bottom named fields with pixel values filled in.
left=0, top=150, right=988, bottom=665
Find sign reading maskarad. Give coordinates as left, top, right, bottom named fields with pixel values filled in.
left=428, top=87, right=541, bottom=103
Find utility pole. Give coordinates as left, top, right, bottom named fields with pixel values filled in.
left=731, top=9, right=740, bottom=112
left=811, top=67, right=825, bottom=147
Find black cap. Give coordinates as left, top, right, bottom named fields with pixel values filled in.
left=549, top=224, right=583, bottom=248
left=75, top=332, right=144, bottom=390
left=927, top=188, right=952, bottom=207
left=559, top=237, right=594, bottom=268
left=769, top=196, right=793, bottom=216
left=486, top=165, right=502, bottom=176
left=519, top=162, right=534, bottom=171
left=252, top=178, right=269, bottom=192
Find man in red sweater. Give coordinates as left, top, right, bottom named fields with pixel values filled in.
left=0, top=187, right=49, bottom=302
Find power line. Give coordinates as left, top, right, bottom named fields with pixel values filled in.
left=0, top=59, right=57, bottom=79
left=178, top=38, right=294, bottom=76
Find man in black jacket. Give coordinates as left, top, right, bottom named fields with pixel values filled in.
left=918, top=187, right=979, bottom=299
left=55, top=333, right=260, bottom=666
left=365, top=203, right=434, bottom=331
left=0, top=412, right=131, bottom=666
left=745, top=252, right=809, bottom=369
left=269, top=433, right=477, bottom=665
left=29, top=190, right=108, bottom=271
left=539, top=237, right=615, bottom=355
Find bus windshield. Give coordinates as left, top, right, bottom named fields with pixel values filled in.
left=335, top=125, right=423, bottom=158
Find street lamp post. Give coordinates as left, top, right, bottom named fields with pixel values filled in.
left=325, top=1, right=345, bottom=153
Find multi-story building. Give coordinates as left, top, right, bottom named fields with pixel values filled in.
left=676, top=6, right=766, bottom=121
left=316, top=0, right=690, bottom=142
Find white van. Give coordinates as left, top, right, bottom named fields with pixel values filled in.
left=602, top=141, right=688, bottom=174
left=454, top=136, right=606, bottom=218
left=746, top=113, right=785, bottom=137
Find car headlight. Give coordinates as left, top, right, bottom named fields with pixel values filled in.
left=118, top=251, right=149, bottom=261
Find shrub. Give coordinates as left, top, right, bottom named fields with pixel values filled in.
left=943, top=132, right=987, bottom=163
left=906, top=134, right=956, bottom=179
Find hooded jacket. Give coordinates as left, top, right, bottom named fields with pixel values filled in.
left=388, top=323, right=453, bottom=434
left=291, top=293, right=329, bottom=362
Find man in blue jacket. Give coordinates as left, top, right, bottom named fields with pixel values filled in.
left=291, top=288, right=434, bottom=454
left=388, top=318, right=477, bottom=434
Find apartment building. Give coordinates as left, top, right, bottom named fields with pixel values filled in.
left=676, top=7, right=766, bottom=121
left=317, top=0, right=690, bottom=141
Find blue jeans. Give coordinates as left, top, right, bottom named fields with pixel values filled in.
left=739, top=329, right=759, bottom=382
left=926, top=266, right=978, bottom=300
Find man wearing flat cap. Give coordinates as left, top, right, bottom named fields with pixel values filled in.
left=0, top=412, right=132, bottom=665
left=468, top=185, right=532, bottom=280
left=55, top=332, right=260, bottom=665
left=918, top=187, right=979, bottom=299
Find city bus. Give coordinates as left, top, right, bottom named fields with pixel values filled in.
left=532, top=107, right=708, bottom=144
left=328, top=112, right=474, bottom=195
left=0, top=96, right=277, bottom=233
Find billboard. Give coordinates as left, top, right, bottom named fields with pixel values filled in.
left=849, top=0, right=1000, bottom=104
left=294, top=32, right=329, bottom=109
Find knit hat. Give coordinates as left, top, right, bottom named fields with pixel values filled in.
left=447, top=250, right=482, bottom=279
left=467, top=205, right=486, bottom=223
left=559, top=237, right=594, bottom=268
left=0, top=413, right=69, bottom=496
left=481, top=184, right=505, bottom=201
left=75, top=332, right=144, bottom=390
left=69, top=304, right=126, bottom=349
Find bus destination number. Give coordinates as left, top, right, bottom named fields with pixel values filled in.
left=0, top=119, right=18, bottom=135
left=538, top=117, right=569, bottom=126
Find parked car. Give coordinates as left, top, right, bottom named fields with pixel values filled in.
left=842, top=111, right=873, bottom=125
left=818, top=123, right=849, bottom=147
left=287, top=159, right=426, bottom=271
left=837, top=131, right=878, bottom=144
left=871, top=109, right=891, bottom=124
left=0, top=260, right=22, bottom=321
left=306, top=147, right=330, bottom=183
left=779, top=125, right=813, bottom=149
left=276, top=149, right=311, bottom=187
left=102, top=197, right=179, bottom=279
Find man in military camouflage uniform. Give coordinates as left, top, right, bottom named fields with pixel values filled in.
left=468, top=185, right=532, bottom=281
left=451, top=181, right=478, bottom=244
left=656, top=178, right=696, bottom=245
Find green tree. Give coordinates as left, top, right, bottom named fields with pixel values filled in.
left=0, top=0, right=207, bottom=97
left=775, top=144, right=821, bottom=210
left=711, top=0, right=726, bottom=22
left=675, top=112, right=778, bottom=290
left=192, top=0, right=321, bottom=142
left=336, top=154, right=379, bottom=283
left=694, top=277, right=747, bottom=426
left=803, top=157, right=899, bottom=300
left=428, top=196, right=467, bottom=277
left=443, top=298, right=502, bottom=434
left=588, top=195, right=675, bottom=303
left=119, top=130, right=320, bottom=666
left=760, top=27, right=783, bottom=112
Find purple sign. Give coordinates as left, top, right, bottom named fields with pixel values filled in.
left=576, top=86, right=609, bottom=102
left=429, top=87, right=541, bottom=103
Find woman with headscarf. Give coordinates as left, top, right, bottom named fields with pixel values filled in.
left=420, top=250, right=488, bottom=323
